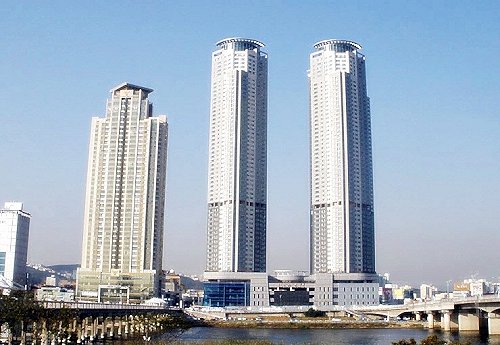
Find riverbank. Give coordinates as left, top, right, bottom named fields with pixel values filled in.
left=205, top=319, right=425, bottom=330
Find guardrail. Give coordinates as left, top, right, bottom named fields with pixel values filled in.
left=352, top=295, right=500, bottom=312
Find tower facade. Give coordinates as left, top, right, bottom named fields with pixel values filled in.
left=206, top=38, right=268, bottom=273
left=309, top=40, right=375, bottom=274
left=77, top=83, right=168, bottom=302
left=0, top=202, right=30, bottom=287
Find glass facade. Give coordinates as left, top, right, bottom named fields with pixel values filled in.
left=77, top=270, right=156, bottom=302
left=273, top=290, right=311, bottom=306
left=0, top=252, right=5, bottom=276
left=203, top=281, right=250, bottom=307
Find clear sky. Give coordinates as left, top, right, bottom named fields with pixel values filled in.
left=1, top=1, right=499, bottom=288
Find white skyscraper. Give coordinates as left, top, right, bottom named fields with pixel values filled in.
left=309, top=40, right=375, bottom=274
left=0, top=202, right=31, bottom=287
left=205, top=38, right=268, bottom=273
left=77, top=83, right=168, bottom=302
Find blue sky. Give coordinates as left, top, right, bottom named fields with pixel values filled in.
left=1, top=1, right=499, bottom=287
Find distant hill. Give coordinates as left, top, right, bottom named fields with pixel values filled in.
left=26, top=263, right=79, bottom=286
left=180, top=276, right=204, bottom=290
left=47, top=264, right=80, bottom=275
left=27, top=263, right=203, bottom=291
left=26, top=266, right=52, bottom=286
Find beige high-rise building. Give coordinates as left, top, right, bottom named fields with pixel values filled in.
left=76, top=83, right=168, bottom=302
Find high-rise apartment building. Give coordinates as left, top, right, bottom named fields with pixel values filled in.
left=309, top=40, right=375, bottom=274
left=205, top=38, right=268, bottom=273
left=77, top=83, right=168, bottom=302
left=0, top=202, right=31, bottom=287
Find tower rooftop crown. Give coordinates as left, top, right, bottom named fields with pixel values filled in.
left=216, top=37, right=265, bottom=50
left=313, top=39, right=362, bottom=52
left=110, top=82, right=153, bottom=95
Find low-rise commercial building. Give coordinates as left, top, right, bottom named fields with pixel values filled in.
left=202, top=271, right=379, bottom=309
left=36, top=286, right=74, bottom=302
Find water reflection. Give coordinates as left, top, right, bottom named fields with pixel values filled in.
left=157, top=327, right=500, bottom=345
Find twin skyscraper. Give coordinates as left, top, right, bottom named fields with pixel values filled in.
left=206, top=38, right=268, bottom=274
left=205, top=38, right=375, bottom=276
left=76, top=37, right=376, bottom=306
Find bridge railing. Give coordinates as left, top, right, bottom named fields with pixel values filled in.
left=352, top=295, right=500, bottom=312
left=42, top=301, right=180, bottom=311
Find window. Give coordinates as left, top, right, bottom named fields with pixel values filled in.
left=0, top=252, right=5, bottom=276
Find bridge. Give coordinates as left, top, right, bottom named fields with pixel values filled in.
left=5, top=302, right=183, bottom=344
left=45, top=302, right=182, bottom=340
left=352, top=295, right=500, bottom=334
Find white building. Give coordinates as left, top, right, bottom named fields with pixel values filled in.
left=309, top=40, right=375, bottom=274
left=0, top=202, right=31, bottom=287
left=314, top=273, right=379, bottom=307
left=45, top=275, right=59, bottom=287
left=469, top=280, right=487, bottom=297
left=76, top=83, right=168, bottom=302
left=420, top=283, right=437, bottom=300
left=205, top=38, right=268, bottom=273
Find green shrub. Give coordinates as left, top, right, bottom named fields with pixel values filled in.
left=303, top=308, right=326, bottom=318
left=392, top=339, right=417, bottom=345
left=393, top=335, right=470, bottom=345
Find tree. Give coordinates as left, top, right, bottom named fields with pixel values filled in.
left=0, top=290, right=77, bottom=344
left=0, top=290, right=44, bottom=343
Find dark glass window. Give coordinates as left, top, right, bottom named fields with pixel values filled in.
left=202, top=281, right=250, bottom=307
left=0, top=252, right=6, bottom=276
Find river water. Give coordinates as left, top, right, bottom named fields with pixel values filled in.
left=157, top=327, right=500, bottom=344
